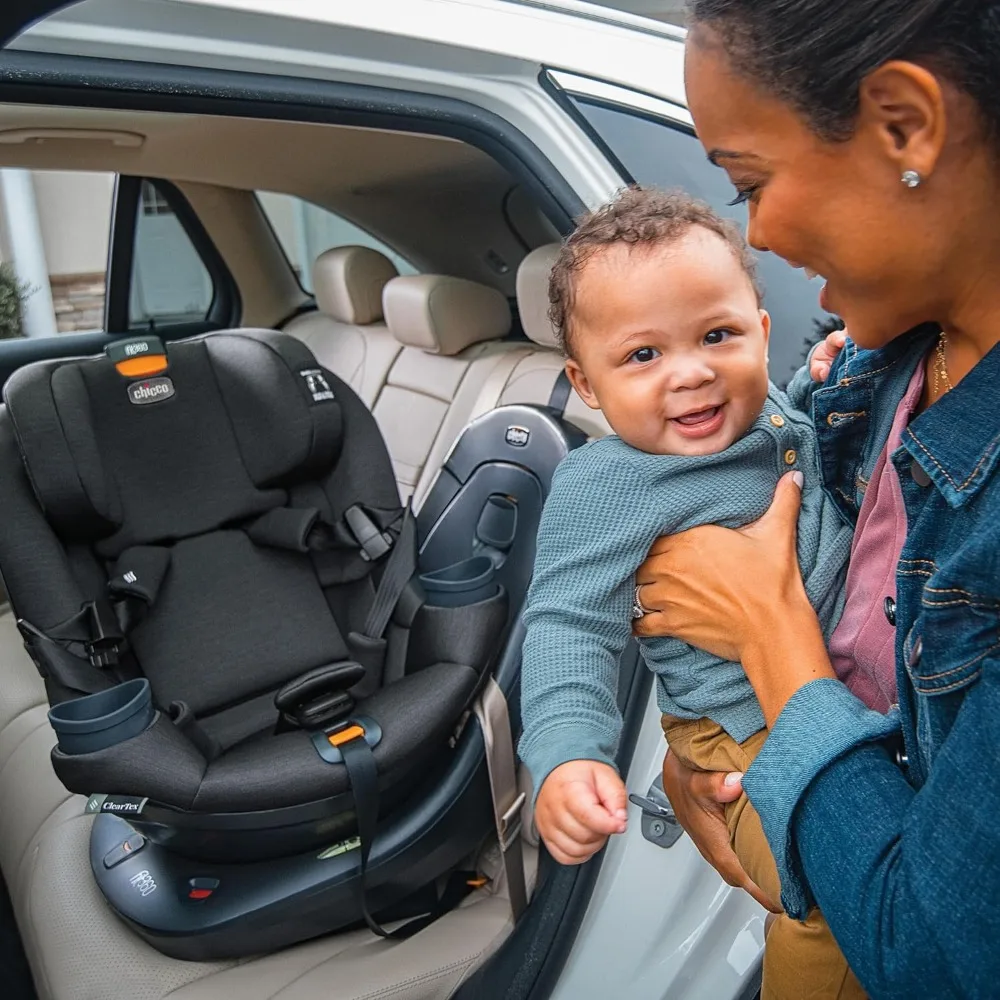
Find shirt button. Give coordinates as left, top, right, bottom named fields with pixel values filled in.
left=911, top=460, right=931, bottom=487
left=770, top=414, right=785, bottom=428
left=784, top=449, right=797, bottom=466
left=908, top=636, right=923, bottom=668
left=883, top=596, right=896, bottom=626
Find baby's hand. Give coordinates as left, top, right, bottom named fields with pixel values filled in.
left=535, top=760, right=628, bottom=866
left=809, top=328, right=847, bottom=382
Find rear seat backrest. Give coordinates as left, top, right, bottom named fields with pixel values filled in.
left=283, top=245, right=401, bottom=406
left=500, top=243, right=612, bottom=439
left=378, top=274, right=517, bottom=501
left=404, top=245, right=612, bottom=510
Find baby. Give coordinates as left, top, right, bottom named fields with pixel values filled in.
left=518, top=187, right=860, bottom=999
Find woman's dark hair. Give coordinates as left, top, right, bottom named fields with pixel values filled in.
left=549, top=185, right=760, bottom=357
left=686, top=1, right=1000, bottom=142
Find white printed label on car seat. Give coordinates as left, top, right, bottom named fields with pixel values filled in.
left=129, top=870, right=158, bottom=897
left=300, top=368, right=335, bottom=403
left=127, top=377, right=175, bottom=405
left=317, top=836, right=361, bottom=860
left=505, top=425, right=530, bottom=447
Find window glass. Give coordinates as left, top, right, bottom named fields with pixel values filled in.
left=0, top=169, right=113, bottom=338
left=257, top=191, right=416, bottom=292
left=569, top=98, right=835, bottom=384
left=128, top=180, right=213, bottom=328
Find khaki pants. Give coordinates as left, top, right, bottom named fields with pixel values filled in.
left=662, top=715, right=867, bottom=1000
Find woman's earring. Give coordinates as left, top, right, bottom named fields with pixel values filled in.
left=901, top=170, right=922, bottom=189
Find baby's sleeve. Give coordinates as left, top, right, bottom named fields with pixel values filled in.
left=517, top=446, right=666, bottom=797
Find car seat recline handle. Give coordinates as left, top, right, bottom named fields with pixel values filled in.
left=274, top=660, right=367, bottom=729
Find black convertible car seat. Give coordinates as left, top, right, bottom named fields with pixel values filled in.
left=0, top=330, right=508, bottom=869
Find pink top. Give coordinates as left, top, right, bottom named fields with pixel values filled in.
left=827, top=362, right=926, bottom=713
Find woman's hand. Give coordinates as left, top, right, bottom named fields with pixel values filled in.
left=809, top=328, right=847, bottom=382
left=662, top=751, right=781, bottom=913
left=634, top=473, right=835, bottom=725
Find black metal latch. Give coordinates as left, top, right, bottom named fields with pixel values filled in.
left=628, top=774, right=683, bottom=849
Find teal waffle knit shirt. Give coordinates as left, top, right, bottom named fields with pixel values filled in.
left=517, top=380, right=853, bottom=796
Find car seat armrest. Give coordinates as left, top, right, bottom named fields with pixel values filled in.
left=274, top=660, right=367, bottom=728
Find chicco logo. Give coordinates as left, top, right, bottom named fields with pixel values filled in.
left=128, top=377, right=175, bottom=405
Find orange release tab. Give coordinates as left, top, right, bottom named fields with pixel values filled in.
left=328, top=725, right=365, bottom=748
left=115, top=355, right=168, bottom=378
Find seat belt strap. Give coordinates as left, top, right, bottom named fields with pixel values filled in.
left=362, top=505, right=417, bottom=641
left=473, top=676, right=528, bottom=921
left=466, top=349, right=534, bottom=426
left=339, top=734, right=390, bottom=937
left=547, top=369, right=572, bottom=418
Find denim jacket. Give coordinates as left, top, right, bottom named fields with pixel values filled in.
left=744, top=325, right=1000, bottom=1000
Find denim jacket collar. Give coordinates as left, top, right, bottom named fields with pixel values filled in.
left=902, top=338, right=1000, bottom=508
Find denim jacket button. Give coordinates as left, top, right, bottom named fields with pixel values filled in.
left=911, top=460, right=932, bottom=487
left=883, top=596, right=896, bottom=626
left=896, top=750, right=910, bottom=768
left=908, top=636, right=923, bottom=668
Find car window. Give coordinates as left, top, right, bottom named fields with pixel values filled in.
left=0, top=169, right=113, bottom=339
left=128, top=180, right=214, bottom=328
left=257, top=191, right=416, bottom=293
left=568, top=97, right=834, bottom=384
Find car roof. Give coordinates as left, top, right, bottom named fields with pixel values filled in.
left=15, top=0, right=689, bottom=111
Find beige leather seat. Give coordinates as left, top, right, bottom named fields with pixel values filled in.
left=376, top=273, right=524, bottom=503
left=282, top=245, right=402, bottom=407
left=496, top=243, right=611, bottom=440
left=401, top=245, right=612, bottom=511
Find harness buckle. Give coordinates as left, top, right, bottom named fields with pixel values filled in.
left=343, top=505, right=394, bottom=562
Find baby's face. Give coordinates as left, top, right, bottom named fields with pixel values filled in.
left=565, top=228, right=771, bottom=457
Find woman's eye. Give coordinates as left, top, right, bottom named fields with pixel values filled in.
left=628, top=347, right=660, bottom=364
left=704, top=329, right=733, bottom=346
left=727, top=185, right=758, bottom=207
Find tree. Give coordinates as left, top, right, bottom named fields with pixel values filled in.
left=0, top=261, right=30, bottom=339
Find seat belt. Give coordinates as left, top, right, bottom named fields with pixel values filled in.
left=465, top=348, right=534, bottom=426
left=473, top=676, right=528, bottom=921
left=360, top=505, right=417, bottom=641
left=547, top=369, right=573, bottom=419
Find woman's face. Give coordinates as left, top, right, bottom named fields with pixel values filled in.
left=683, top=27, right=983, bottom=350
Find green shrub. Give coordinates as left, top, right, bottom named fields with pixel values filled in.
left=0, top=262, right=30, bottom=340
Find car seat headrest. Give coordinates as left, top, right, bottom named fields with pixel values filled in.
left=3, top=330, right=343, bottom=552
left=382, top=274, right=511, bottom=356
left=312, top=246, right=399, bottom=325
left=515, top=243, right=561, bottom=351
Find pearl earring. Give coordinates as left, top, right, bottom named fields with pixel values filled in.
left=901, top=170, right=922, bottom=189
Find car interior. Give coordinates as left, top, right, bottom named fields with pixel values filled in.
left=0, top=99, right=634, bottom=1000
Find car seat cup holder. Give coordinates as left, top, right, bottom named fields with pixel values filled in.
left=418, top=555, right=498, bottom=608
left=47, top=678, right=154, bottom=755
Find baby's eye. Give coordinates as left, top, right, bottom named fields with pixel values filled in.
left=704, top=329, right=734, bottom=346
left=628, top=347, right=660, bottom=364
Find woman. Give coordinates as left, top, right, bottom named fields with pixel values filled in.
left=633, top=2, right=1000, bottom=998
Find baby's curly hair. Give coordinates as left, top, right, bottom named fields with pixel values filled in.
left=548, top=185, right=761, bottom=357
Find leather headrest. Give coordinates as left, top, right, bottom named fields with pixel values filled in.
left=312, top=246, right=398, bottom=325
left=382, top=275, right=511, bottom=356
left=515, top=243, right=561, bottom=350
